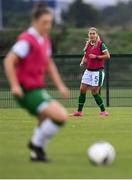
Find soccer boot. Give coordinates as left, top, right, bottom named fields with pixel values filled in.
left=72, top=111, right=83, bottom=116
left=28, top=141, right=49, bottom=162
left=99, top=111, right=109, bottom=117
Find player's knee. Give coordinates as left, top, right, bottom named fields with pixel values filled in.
left=80, top=87, right=86, bottom=93
left=58, top=108, right=68, bottom=122
left=91, top=89, right=97, bottom=96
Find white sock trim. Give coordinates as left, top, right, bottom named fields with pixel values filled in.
left=37, top=101, right=49, bottom=113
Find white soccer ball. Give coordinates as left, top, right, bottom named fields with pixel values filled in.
left=87, top=141, right=116, bottom=166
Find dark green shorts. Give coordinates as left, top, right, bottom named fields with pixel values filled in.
left=15, top=88, right=53, bottom=115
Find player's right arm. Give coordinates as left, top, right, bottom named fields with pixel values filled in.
left=80, top=41, right=88, bottom=68
left=4, top=52, right=24, bottom=97
left=80, top=56, right=86, bottom=67
left=4, top=40, right=30, bottom=97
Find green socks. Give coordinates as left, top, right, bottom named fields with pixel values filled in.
left=93, top=94, right=105, bottom=112
left=77, top=92, right=105, bottom=112
left=78, top=92, right=86, bottom=112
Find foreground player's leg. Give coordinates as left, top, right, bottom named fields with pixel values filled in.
left=29, top=100, right=67, bottom=162
left=30, top=118, right=64, bottom=162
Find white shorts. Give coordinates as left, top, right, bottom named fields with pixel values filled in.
left=81, top=69, right=105, bottom=87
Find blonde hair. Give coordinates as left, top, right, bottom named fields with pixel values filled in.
left=86, top=27, right=100, bottom=46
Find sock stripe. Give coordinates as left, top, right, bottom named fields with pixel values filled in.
left=99, top=103, right=103, bottom=107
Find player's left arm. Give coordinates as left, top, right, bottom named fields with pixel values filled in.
left=97, top=51, right=110, bottom=60
left=89, top=43, right=110, bottom=60
left=47, top=58, right=69, bottom=98
left=97, top=43, right=110, bottom=60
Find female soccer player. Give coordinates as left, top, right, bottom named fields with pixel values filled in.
left=4, top=3, right=69, bottom=162
left=73, top=27, right=110, bottom=117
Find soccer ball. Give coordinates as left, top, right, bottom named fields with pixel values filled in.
left=87, top=141, right=116, bottom=166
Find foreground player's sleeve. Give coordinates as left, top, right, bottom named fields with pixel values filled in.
left=11, top=40, right=30, bottom=58
left=101, top=42, right=108, bottom=53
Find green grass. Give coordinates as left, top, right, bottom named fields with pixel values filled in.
left=0, top=107, right=132, bottom=178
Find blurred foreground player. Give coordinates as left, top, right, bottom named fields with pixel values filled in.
left=4, top=3, right=69, bottom=162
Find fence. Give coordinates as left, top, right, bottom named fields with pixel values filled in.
left=0, top=54, right=132, bottom=108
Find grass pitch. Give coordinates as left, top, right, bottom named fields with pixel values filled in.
left=0, top=107, right=132, bottom=179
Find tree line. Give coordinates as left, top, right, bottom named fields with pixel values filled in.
left=2, top=0, right=132, bottom=28
left=62, top=0, right=132, bottom=27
